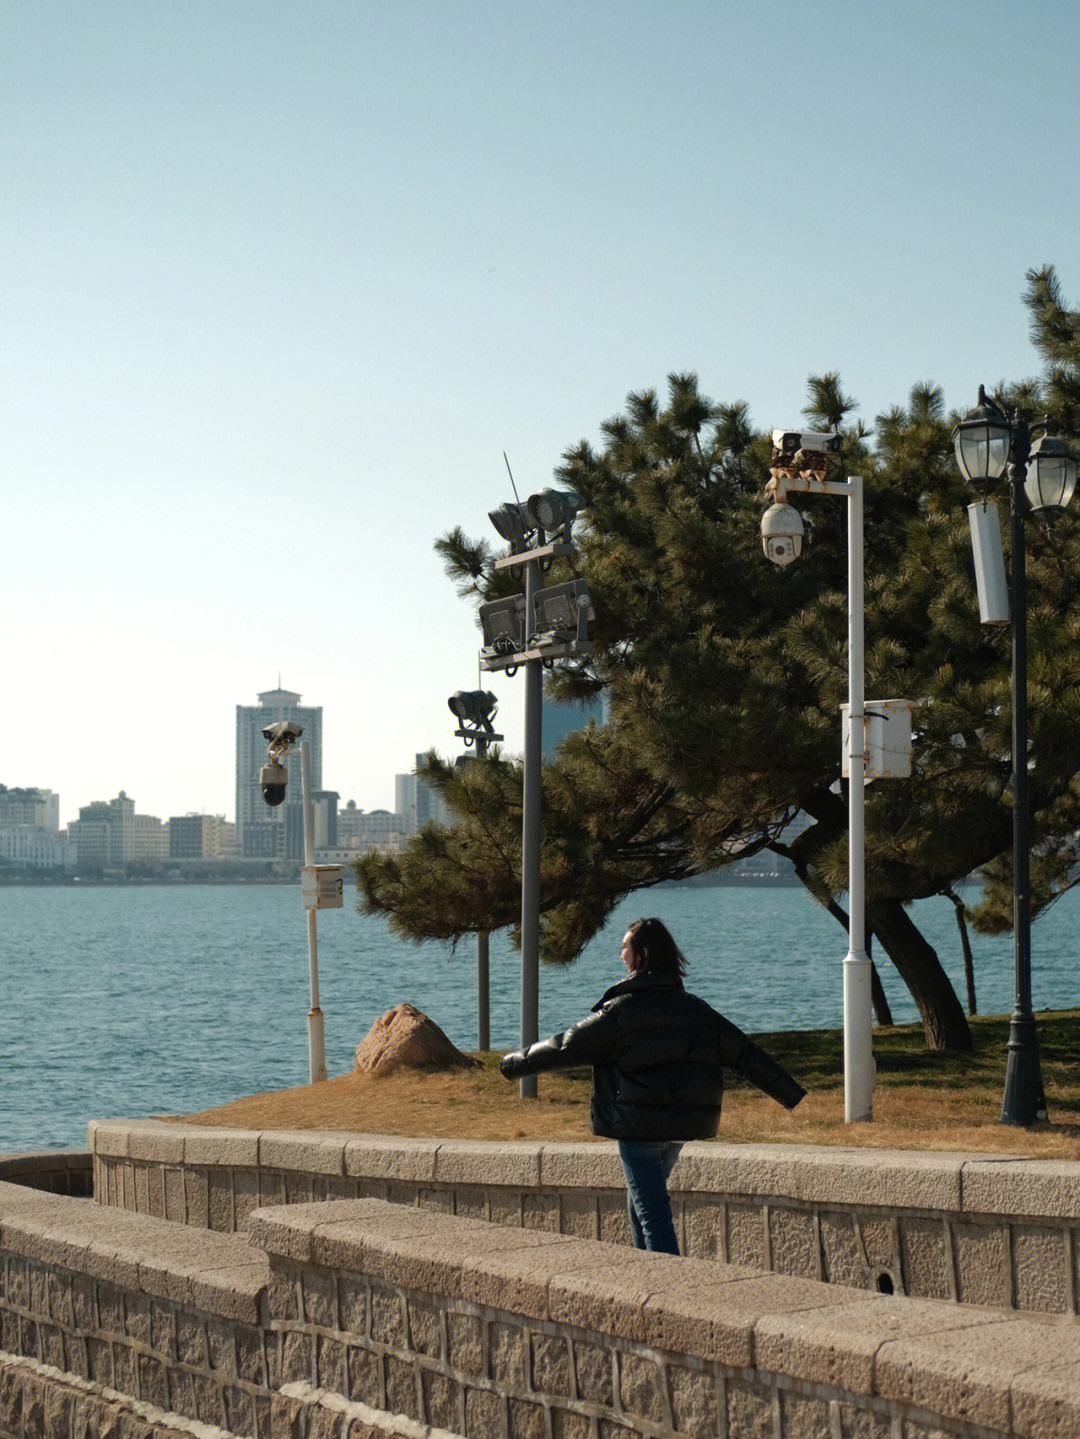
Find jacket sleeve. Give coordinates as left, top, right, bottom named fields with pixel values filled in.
left=500, top=1005, right=618, bottom=1079
left=716, top=1015, right=806, bottom=1110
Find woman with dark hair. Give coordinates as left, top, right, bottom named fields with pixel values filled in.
left=500, top=917, right=805, bottom=1255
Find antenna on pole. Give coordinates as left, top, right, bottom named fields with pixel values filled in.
left=503, top=452, right=524, bottom=510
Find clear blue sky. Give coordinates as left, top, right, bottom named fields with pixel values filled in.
left=5, top=0, right=1078, bottom=824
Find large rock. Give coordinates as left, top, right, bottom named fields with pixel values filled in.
left=354, top=1004, right=480, bottom=1075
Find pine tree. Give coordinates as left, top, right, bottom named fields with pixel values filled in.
left=357, top=272, right=1080, bottom=1054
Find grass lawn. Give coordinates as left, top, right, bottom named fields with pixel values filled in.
left=177, top=1009, right=1080, bottom=1159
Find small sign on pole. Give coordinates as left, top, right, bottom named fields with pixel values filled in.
left=301, top=864, right=344, bottom=911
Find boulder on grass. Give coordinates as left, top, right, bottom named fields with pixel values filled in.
left=354, top=1004, right=480, bottom=1076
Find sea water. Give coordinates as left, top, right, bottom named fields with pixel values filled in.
left=2, top=882, right=1077, bottom=1152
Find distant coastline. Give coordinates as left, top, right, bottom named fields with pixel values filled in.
left=2, top=863, right=801, bottom=888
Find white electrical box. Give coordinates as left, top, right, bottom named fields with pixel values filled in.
left=841, top=699, right=914, bottom=780
left=301, top=865, right=344, bottom=910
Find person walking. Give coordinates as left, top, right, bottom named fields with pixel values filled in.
left=499, top=916, right=806, bottom=1255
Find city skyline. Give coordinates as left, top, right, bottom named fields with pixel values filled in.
left=3, top=686, right=604, bottom=830
left=6, top=2, right=1078, bottom=823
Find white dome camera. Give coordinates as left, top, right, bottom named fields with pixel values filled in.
left=761, top=502, right=804, bottom=567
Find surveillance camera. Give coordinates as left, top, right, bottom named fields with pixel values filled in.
left=259, top=760, right=289, bottom=806
left=771, top=429, right=840, bottom=457
left=761, top=502, right=804, bottom=567
left=262, top=720, right=303, bottom=746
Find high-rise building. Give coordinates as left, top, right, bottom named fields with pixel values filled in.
left=169, top=813, right=236, bottom=860
left=0, top=787, right=60, bottom=832
left=133, top=813, right=168, bottom=860
left=395, top=756, right=453, bottom=837
left=335, top=802, right=405, bottom=853
left=235, top=688, right=323, bottom=860
left=68, top=792, right=136, bottom=866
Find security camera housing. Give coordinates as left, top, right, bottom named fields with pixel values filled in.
left=259, top=759, right=289, bottom=806
left=772, top=429, right=840, bottom=457
left=760, top=501, right=804, bottom=567
left=262, top=720, right=304, bottom=745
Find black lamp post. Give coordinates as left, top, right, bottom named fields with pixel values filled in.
left=449, top=690, right=504, bottom=1053
left=953, top=386, right=1077, bottom=1125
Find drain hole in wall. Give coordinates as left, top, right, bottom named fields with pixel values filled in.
left=875, top=1271, right=895, bottom=1294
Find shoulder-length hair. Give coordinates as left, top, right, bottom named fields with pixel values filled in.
left=625, top=917, right=687, bottom=979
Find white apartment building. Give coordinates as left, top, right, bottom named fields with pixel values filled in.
left=0, top=826, right=75, bottom=869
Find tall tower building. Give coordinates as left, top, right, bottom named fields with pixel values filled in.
left=395, top=757, right=453, bottom=837
left=235, top=687, right=323, bottom=860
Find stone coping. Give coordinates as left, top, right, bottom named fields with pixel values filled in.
left=251, top=1197, right=1080, bottom=1436
left=89, top=1119, right=1080, bottom=1219
left=0, top=1179, right=268, bottom=1322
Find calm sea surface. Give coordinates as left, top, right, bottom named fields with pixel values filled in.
left=3, top=882, right=1078, bottom=1152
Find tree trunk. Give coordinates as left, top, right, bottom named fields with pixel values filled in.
left=867, top=934, right=894, bottom=1027
left=945, top=887, right=977, bottom=1016
left=866, top=897, right=973, bottom=1051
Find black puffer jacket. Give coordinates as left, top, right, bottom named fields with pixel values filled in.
left=500, top=971, right=805, bottom=1141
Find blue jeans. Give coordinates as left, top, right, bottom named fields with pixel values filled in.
left=617, top=1140, right=684, bottom=1254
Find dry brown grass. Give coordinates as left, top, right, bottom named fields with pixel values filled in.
left=173, top=1011, right=1080, bottom=1159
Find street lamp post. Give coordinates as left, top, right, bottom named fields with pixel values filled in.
left=953, top=387, right=1077, bottom=1126
left=761, top=429, right=874, bottom=1122
left=449, top=689, right=504, bottom=1051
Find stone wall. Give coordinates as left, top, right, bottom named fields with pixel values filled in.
left=0, top=1180, right=272, bottom=1437
left=0, top=1153, right=93, bottom=1199
left=90, top=1122, right=1080, bottom=1317
left=4, top=1181, right=1080, bottom=1439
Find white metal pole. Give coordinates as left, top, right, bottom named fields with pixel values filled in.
left=301, top=742, right=328, bottom=1084
left=843, top=475, right=874, bottom=1122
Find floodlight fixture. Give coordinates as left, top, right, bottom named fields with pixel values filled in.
left=479, top=593, right=526, bottom=669
left=488, top=502, right=534, bottom=548
left=448, top=689, right=499, bottom=734
left=531, top=578, right=592, bottom=648
left=525, top=486, right=584, bottom=538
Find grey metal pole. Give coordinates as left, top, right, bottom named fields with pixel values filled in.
left=1001, top=426, right=1046, bottom=1126
left=842, top=476, right=873, bottom=1122
left=475, top=731, right=490, bottom=1052
left=520, top=556, right=542, bottom=1098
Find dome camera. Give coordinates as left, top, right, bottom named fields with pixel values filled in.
left=761, top=502, right=804, bottom=567
left=259, top=760, right=289, bottom=806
